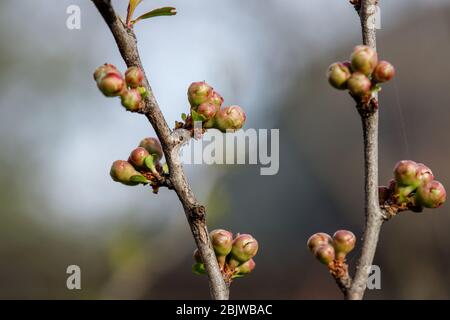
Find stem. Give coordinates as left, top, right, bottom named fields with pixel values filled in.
left=346, top=0, right=385, bottom=300
left=92, top=0, right=229, bottom=300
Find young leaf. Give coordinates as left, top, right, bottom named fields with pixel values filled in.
left=144, top=155, right=156, bottom=172
left=129, top=175, right=149, bottom=184
left=131, top=7, right=177, bottom=25
left=181, top=113, right=187, bottom=121
left=127, top=0, right=143, bottom=26
left=162, top=163, right=169, bottom=174
left=191, top=109, right=207, bottom=122
left=192, top=263, right=206, bottom=275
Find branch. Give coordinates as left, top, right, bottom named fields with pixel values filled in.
left=346, top=0, right=385, bottom=300
left=91, top=0, right=229, bottom=300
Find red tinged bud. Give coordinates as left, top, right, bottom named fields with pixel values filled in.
left=128, top=147, right=150, bottom=169
left=209, top=91, right=224, bottom=108
left=231, top=234, right=259, bottom=263
left=188, top=81, right=213, bottom=107
left=416, top=180, right=446, bottom=209
left=125, top=66, right=144, bottom=88
left=235, top=259, right=256, bottom=275
left=313, top=244, right=335, bottom=265
left=394, top=160, right=419, bottom=187
left=332, top=230, right=356, bottom=259
left=138, top=137, right=163, bottom=161
left=214, top=105, right=246, bottom=132
left=110, top=160, right=143, bottom=186
left=210, top=229, right=233, bottom=256
left=93, top=64, right=121, bottom=83
left=97, top=73, right=126, bottom=97
left=307, top=233, right=332, bottom=252
left=121, top=89, right=142, bottom=111
left=197, top=103, right=217, bottom=121
left=416, top=163, right=434, bottom=185
left=327, top=62, right=352, bottom=90
left=347, top=72, right=372, bottom=97
left=350, top=45, right=378, bottom=76
left=372, top=60, right=395, bottom=83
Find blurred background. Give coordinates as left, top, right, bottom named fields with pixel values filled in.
left=1, top=0, right=450, bottom=299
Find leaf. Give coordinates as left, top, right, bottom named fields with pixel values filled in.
left=137, top=86, right=148, bottom=98
left=181, top=113, right=187, bottom=121
left=192, top=263, right=206, bottom=275
left=162, top=163, right=169, bottom=174
left=144, top=155, right=156, bottom=171
left=191, top=109, right=206, bottom=123
left=231, top=274, right=245, bottom=279
left=129, top=175, right=149, bottom=184
left=127, top=0, right=143, bottom=26
left=131, top=7, right=177, bottom=25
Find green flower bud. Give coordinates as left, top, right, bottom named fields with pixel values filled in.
left=327, top=62, right=352, bottom=90
left=197, top=103, right=217, bottom=121
left=128, top=147, right=150, bottom=169
left=231, top=234, right=259, bottom=263
left=93, top=64, right=121, bottom=83
left=214, top=105, right=246, bottom=132
left=97, top=73, right=126, bottom=97
left=125, top=66, right=144, bottom=88
left=416, top=163, right=434, bottom=185
left=188, top=81, right=213, bottom=107
left=394, top=160, right=419, bottom=187
left=372, top=60, right=395, bottom=83
left=332, top=230, right=356, bottom=259
left=110, top=160, right=143, bottom=186
left=350, top=45, right=378, bottom=75
left=210, top=229, right=233, bottom=256
left=307, top=232, right=332, bottom=252
left=120, top=89, right=142, bottom=111
left=313, top=244, right=335, bottom=265
left=416, top=180, right=446, bottom=208
left=235, top=259, right=256, bottom=275
left=138, top=137, right=163, bottom=161
left=347, top=72, right=372, bottom=97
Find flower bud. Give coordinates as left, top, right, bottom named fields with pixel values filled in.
left=121, top=89, right=142, bottom=111
left=372, top=60, right=395, bottom=83
left=125, top=66, right=144, bottom=88
left=394, top=185, right=415, bottom=205
left=197, top=103, right=217, bottom=121
left=110, top=160, right=142, bottom=186
left=231, top=234, right=259, bottom=263
left=93, top=64, right=121, bottom=83
left=188, top=81, right=213, bottom=107
left=128, top=147, right=150, bottom=169
left=347, top=72, right=372, bottom=97
left=350, top=45, right=378, bottom=75
left=214, top=105, right=246, bottom=132
left=235, top=259, right=256, bottom=275
left=209, top=91, right=224, bottom=107
left=210, top=229, right=233, bottom=256
left=416, top=163, right=434, bottom=185
left=97, top=73, right=126, bottom=97
left=416, top=180, right=446, bottom=208
left=307, top=232, right=332, bottom=252
left=332, top=230, right=356, bottom=259
left=193, top=249, right=203, bottom=263
left=313, top=244, right=335, bottom=265
left=394, top=160, right=419, bottom=186
left=327, top=62, right=351, bottom=90
left=139, top=137, right=163, bottom=161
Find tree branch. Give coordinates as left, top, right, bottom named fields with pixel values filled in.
left=346, top=0, right=385, bottom=300
left=91, top=0, right=229, bottom=300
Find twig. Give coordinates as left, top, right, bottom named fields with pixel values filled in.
left=91, top=0, right=229, bottom=300
left=345, top=0, right=385, bottom=300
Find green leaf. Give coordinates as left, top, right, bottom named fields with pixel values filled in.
left=181, top=113, right=187, bottom=121
left=231, top=274, right=245, bottom=279
left=127, top=0, right=143, bottom=26
left=162, top=163, right=169, bottom=174
left=131, top=7, right=177, bottom=25
left=137, top=86, right=148, bottom=98
left=371, top=84, right=382, bottom=93
left=144, top=155, right=156, bottom=171
left=191, top=109, right=206, bottom=123
left=192, top=263, right=206, bottom=275
left=129, top=175, right=149, bottom=184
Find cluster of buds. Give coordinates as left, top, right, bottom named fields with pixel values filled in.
left=192, top=229, right=258, bottom=284
left=327, top=45, right=395, bottom=104
left=109, top=137, right=169, bottom=193
left=94, top=64, right=147, bottom=112
left=307, top=230, right=355, bottom=280
left=379, top=160, right=446, bottom=215
left=176, top=81, right=246, bottom=133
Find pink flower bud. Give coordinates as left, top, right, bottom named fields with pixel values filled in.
left=138, top=137, right=163, bottom=161
left=110, top=160, right=143, bottom=186
left=350, top=45, right=378, bottom=75
left=327, top=62, right=352, bottom=90
left=231, top=234, right=259, bottom=263
left=372, top=60, right=395, bottom=83
left=210, top=229, right=233, bottom=256
left=97, top=73, right=126, bottom=97
left=120, top=89, right=142, bottom=111
left=214, top=105, right=246, bottom=132
left=394, top=160, right=419, bottom=187
left=235, top=259, right=256, bottom=275
left=332, top=230, right=356, bottom=258
left=125, top=66, right=144, bottom=88
left=307, top=232, right=332, bottom=252
left=128, top=147, right=150, bottom=169
left=209, top=91, right=224, bottom=107
left=416, top=180, right=446, bottom=208
left=416, top=163, right=434, bottom=185
left=347, top=72, right=372, bottom=97
left=197, top=103, right=217, bottom=121
left=313, top=244, right=335, bottom=265
left=93, top=64, right=121, bottom=83
left=188, top=81, right=213, bottom=107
